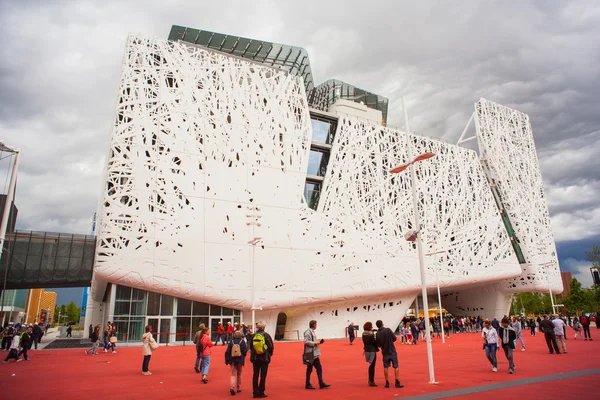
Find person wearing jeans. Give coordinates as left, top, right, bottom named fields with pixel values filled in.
left=198, top=327, right=213, bottom=383
left=85, top=325, right=101, bottom=356
left=499, top=318, right=517, bottom=374
left=482, top=320, right=498, bottom=372
left=361, top=321, right=379, bottom=386
left=141, top=325, right=157, bottom=375
left=552, top=315, right=567, bottom=354
left=511, top=317, right=526, bottom=351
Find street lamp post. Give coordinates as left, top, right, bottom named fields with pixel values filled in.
left=426, top=249, right=448, bottom=344
left=247, top=206, right=262, bottom=332
left=389, top=97, right=437, bottom=384
left=541, top=262, right=557, bottom=314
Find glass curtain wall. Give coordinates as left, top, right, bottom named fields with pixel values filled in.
left=112, top=284, right=240, bottom=343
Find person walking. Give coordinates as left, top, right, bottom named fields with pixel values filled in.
left=482, top=320, right=499, bottom=372
left=361, top=321, right=379, bottom=386
left=375, top=320, right=403, bottom=389
left=304, top=320, right=330, bottom=390
left=193, top=323, right=206, bottom=373
left=250, top=321, right=274, bottom=398
left=511, top=317, right=526, bottom=351
left=347, top=322, right=356, bottom=345
left=18, top=326, right=34, bottom=361
left=108, top=323, right=118, bottom=353
left=225, top=330, right=249, bottom=396
left=410, top=319, right=419, bottom=344
left=2, top=332, right=21, bottom=363
left=103, top=322, right=111, bottom=352
left=573, top=317, right=582, bottom=339
left=141, top=324, right=158, bottom=375
left=197, top=326, right=213, bottom=383
left=215, top=322, right=226, bottom=345
left=226, top=322, right=234, bottom=343
left=2, top=322, right=15, bottom=351
left=529, top=318, right=536, bottom=336
left=499, top=318, right=516, bottom=374
left=579, top=314, right=593, bottom=340
left=552, top=314, right=567, bottom=354
left=32, top=323, right=43, bottom=350
left=540, top=315, right=560, bottom=354
left=66, top=324, right=72, bottom=338
left=85, top=325, right=101, bottom=356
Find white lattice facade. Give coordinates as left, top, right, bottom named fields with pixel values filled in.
left=87, top=35, right=561, bottom=338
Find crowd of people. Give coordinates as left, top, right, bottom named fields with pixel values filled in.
left=0, top=321, right=46, bottom=363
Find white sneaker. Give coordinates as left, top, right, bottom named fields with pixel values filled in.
left=103, top=349, right=107, bottom=353
left=112, top=351, right=117, bottom=354
left=85, top=351, right=88, bottom=355
left=492, top=367, right=497, bottom=372
left=521, top=348, right=526, bottom=351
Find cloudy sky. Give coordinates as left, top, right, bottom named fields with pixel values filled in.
left=1, top=0, right=599, bottom=297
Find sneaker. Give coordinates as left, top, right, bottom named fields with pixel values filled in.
left=142, top=371, right=150, bottom=375
left=509, top=368, right=514, bottom=374
left=230, top=388, right=236, bottom=396
left=521, top=348, right=526, bottom=351
left=16, top=359, right=22, bottom=362
left=492, top=367, right=497, bottom=372
left=2, top=361, right=8, bottom=364
left=103, top=349, right=108, bottom=352
left=85, top=350, right=88, bottom=355
left=112, top=351, right=117, bottom=354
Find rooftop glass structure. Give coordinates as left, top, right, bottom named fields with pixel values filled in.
left=308, top=79, right=389, bottom=125
left=168, top=25, right=314, bottom=92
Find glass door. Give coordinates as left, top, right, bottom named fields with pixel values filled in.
left=210, top=318, right=220, bottom=343
left=147, top=317, right=172, bottom=344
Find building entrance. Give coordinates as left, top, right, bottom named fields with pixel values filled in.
left=147, top=317, right=172, bottom=344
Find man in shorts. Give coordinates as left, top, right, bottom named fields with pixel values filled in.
left=375, top=320, right=404, bottom=389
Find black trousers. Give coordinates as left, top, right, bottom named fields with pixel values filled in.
left=368, top=353, right=377, bottom=383
left=18, top=347, right=30, bottom=360
left=252, top=360, right=269, bottom=395
left=582, top=325, right=592, bottom=339
left=306, top=357, right=324, bottom=386
left=544, top=332, right=560, bottom=353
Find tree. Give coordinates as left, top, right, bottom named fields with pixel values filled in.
left=563, top=278, right=595, bottom=314
left=510, top=292, right=553, bottom=315
left=65, top=301, right=80, bottom=324
left=586, top=245, right=600, bottom=269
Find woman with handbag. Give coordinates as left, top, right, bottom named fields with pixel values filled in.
left=108, top=323, right=118, bottom=353
left=142, top=325, right=158, bottom=375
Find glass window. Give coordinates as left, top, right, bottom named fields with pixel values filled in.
left=113, top=318, right=129, bottom=341
left=176, top=317, right=191, bottom=342
left=147, top=292, right=160, bottom=316
left=304, top=181, right=321, bottom=210
left=160, top=295, right=174, bottom=316
left=128, top=317, right=145, bottom=341
left=177, top=298, right=192, bottom=316
left=114, top=300, right=130, bottom=316
left=192, top=317, right=209, bottom=334
left=311, top=119, right=331, bottom=144
left=222, top=307, right=234, bottom=316
left=116, top=285, right=132, bottom=301
left=193, top=302, right=209, bottom=315
left=234, top=309, right=240, bottom=316
left=307, top=150, right=329, bottom=177
left=211, top=305, right=222, bottom=315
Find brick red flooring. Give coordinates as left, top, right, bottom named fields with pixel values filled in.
left=1, top=327, right=599, bottom=399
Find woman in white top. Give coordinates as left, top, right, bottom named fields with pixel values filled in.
left=142, top=325, right=158, bottom=375
left=482, top=320, right=499, bottom=372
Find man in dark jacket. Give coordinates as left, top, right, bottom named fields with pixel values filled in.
left=540, top=314, right=560, bottom=354
left=375, top=320, right=403, bottom=389
left=250, top=321, right=274, bottom=398
left=499, top=318, right=517, bottom=373
left=347, top=322, right=355, bottom=345
left=32, top=323, right=43, bottom=350
left=18, top=326, right=34, bottom=361
left=2, top=323, right=15, bottom=351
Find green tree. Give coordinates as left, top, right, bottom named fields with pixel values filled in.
left=65, top=301, right=80, bottom=324
left=563, top=278, right=595, bottom=313
left=510, top=292, right=553, bottom=315
left=586, top=245, right=600, bottom=269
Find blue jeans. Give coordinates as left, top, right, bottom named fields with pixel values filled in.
left=513, top=334, right=526, bottom=349
left=485, top=343, right=497, bottom=368
left=200, top=354, right=211, bottom=375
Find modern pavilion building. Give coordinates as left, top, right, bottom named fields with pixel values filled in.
left=83, top=26, right=562, bottom=342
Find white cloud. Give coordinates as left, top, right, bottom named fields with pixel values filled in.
left=562, top=257, right=595, bottom=288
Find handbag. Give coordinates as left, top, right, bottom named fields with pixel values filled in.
left=302, top=346, right=314, bottom=365
left=110, top=336, right=118, bottom=344
left=150, top=341, right=159, bottom=350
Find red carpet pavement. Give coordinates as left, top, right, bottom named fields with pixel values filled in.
left=1, top=327, right=599, bottom=399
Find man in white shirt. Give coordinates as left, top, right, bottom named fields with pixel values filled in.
left=552, top=315, right=567, bottom=354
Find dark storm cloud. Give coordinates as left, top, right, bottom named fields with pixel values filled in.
left=0, top=0, right=598, bottom=248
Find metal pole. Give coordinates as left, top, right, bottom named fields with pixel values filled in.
left=435, top=262, right=445, bottom=343
left=403, top=97, right=436, bottom=384
left=25, top=289, right=33, bottom=325
left=415, top=295, right=419, bottom=318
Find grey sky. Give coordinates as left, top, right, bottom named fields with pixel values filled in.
left=0, top=0, right=598, bottom=286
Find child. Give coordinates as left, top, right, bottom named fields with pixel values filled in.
left=499, top=317, right=517, bottom=374
left=404, top=323, right=413, bottom=345
left=3, top=333, right=21, bottom=363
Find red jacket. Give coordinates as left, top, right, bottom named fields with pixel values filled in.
left=226, top=325, right=234, bottom=334
left=217, top=324, right=224, bottom=334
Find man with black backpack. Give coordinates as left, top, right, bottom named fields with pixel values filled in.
left=249, top=321, right=274, bottom=399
